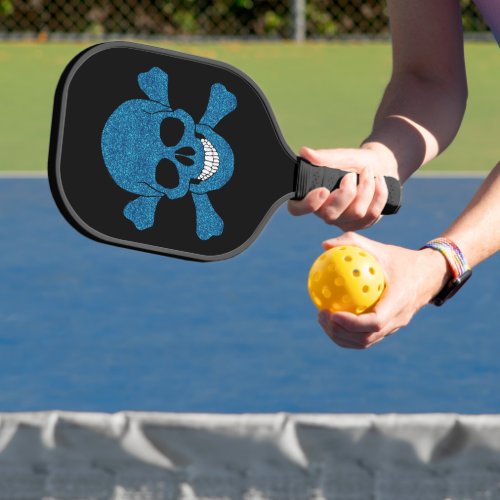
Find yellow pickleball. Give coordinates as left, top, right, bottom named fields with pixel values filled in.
left=308, top=245, right=385, bottom=314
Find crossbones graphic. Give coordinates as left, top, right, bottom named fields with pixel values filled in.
left=101, top=67, right=237, bottom=240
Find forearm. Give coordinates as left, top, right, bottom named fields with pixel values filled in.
left=418, top=162, right=500, bottom=303
left=441, top=162, right=500, bottom=267
left=360, top=0, right=467, bottom=183
left=362, top=73, right=467, bottom=182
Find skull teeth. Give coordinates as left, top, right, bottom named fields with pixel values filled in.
left=197, top=138, right=220, bottom=181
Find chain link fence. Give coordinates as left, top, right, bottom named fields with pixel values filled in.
left=0, top=0, right=491, bottom=40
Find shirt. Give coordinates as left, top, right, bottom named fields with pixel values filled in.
left=473, top=0, right=500, bottom=45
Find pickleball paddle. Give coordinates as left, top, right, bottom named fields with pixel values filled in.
left=49, top=41, right=401, bottom=261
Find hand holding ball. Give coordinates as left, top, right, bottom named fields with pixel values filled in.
left=308, top=245, right=385, bottom=314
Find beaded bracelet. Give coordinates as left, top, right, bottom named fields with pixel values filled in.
left=420, top=238, right=472, bottom=306
left=421, top=238, right=470, bottom=278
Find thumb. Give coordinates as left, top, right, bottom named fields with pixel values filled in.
left=322, top=231, right=367, bottom=250
left=301, top=146, right=365, bottom=167
left=299, top=146, right=324, bottom=165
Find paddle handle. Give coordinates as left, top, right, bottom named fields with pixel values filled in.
left=293, top=157, right=402, bottom=215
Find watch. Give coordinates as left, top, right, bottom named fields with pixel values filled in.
left=421, top=238, right=472, bottom=306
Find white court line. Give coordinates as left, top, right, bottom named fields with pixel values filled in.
left=0, top=171, right=48, bottom=178
left=414, top=170, right=487, bottom=178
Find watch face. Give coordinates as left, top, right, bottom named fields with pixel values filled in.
left=432, top=269, right=472, bottom=306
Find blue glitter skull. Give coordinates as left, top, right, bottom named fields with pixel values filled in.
left=101, top=67, right=237, bottom=240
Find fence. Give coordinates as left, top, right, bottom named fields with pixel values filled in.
left=0, top=0, right=491, bottom=40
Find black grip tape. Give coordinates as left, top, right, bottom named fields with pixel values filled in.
left=293, top=157, right=402, bottom=215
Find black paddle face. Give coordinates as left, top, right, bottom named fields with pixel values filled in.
left=49, top=42, right=295, bottom=261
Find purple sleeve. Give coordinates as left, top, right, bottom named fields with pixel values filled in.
left=473, top=0, right=500, bottom=45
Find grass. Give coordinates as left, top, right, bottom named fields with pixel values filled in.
left=0, top=40, right=497, bottom=172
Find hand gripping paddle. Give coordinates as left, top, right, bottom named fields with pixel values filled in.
left=49, top=41, right=401, bottom=261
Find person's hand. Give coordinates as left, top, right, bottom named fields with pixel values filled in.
left=288, top=145, right=398, bottom=231
left=316, top=232, right=451, bottom=349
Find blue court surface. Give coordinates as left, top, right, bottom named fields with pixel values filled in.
left=0, top=176, right=498, bottom=413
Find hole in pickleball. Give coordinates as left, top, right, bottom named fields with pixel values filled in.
left=342, top=295, right=351, bottom=304
left=352, top=269, right=360, bottom=277
left=362, top=285, right=369, bottom=293
left=378, top=284, right=382, bottom=291
left=369, top=267, right=376, bottom=275
left=156, top=158, right=179, bottom=189
left=356, top=306, right=366, bottom=314
left=359, top=252, right=367, bottom=257
left=322, top=286, right=332, bottom=298
left=313, top=271, right=322, bottom=282
left=344, top=256, right=352, bottom=262
left=160, top=117, right=185, bottom=147
left=334, top=277, right=344, bottom=287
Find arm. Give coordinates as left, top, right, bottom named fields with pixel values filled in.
left=318, top=162, right=500, bottom=349
left=363, top=0, right=468, bottom=182
left=289, top=0, right=467, bottom=227
left=441, top=163, right=500, bottom=267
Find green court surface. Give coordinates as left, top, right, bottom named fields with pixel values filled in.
left=0, top=40, right=497, bottom=173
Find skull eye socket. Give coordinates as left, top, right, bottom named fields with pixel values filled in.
left=160, top=118, right=185, bottom=147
